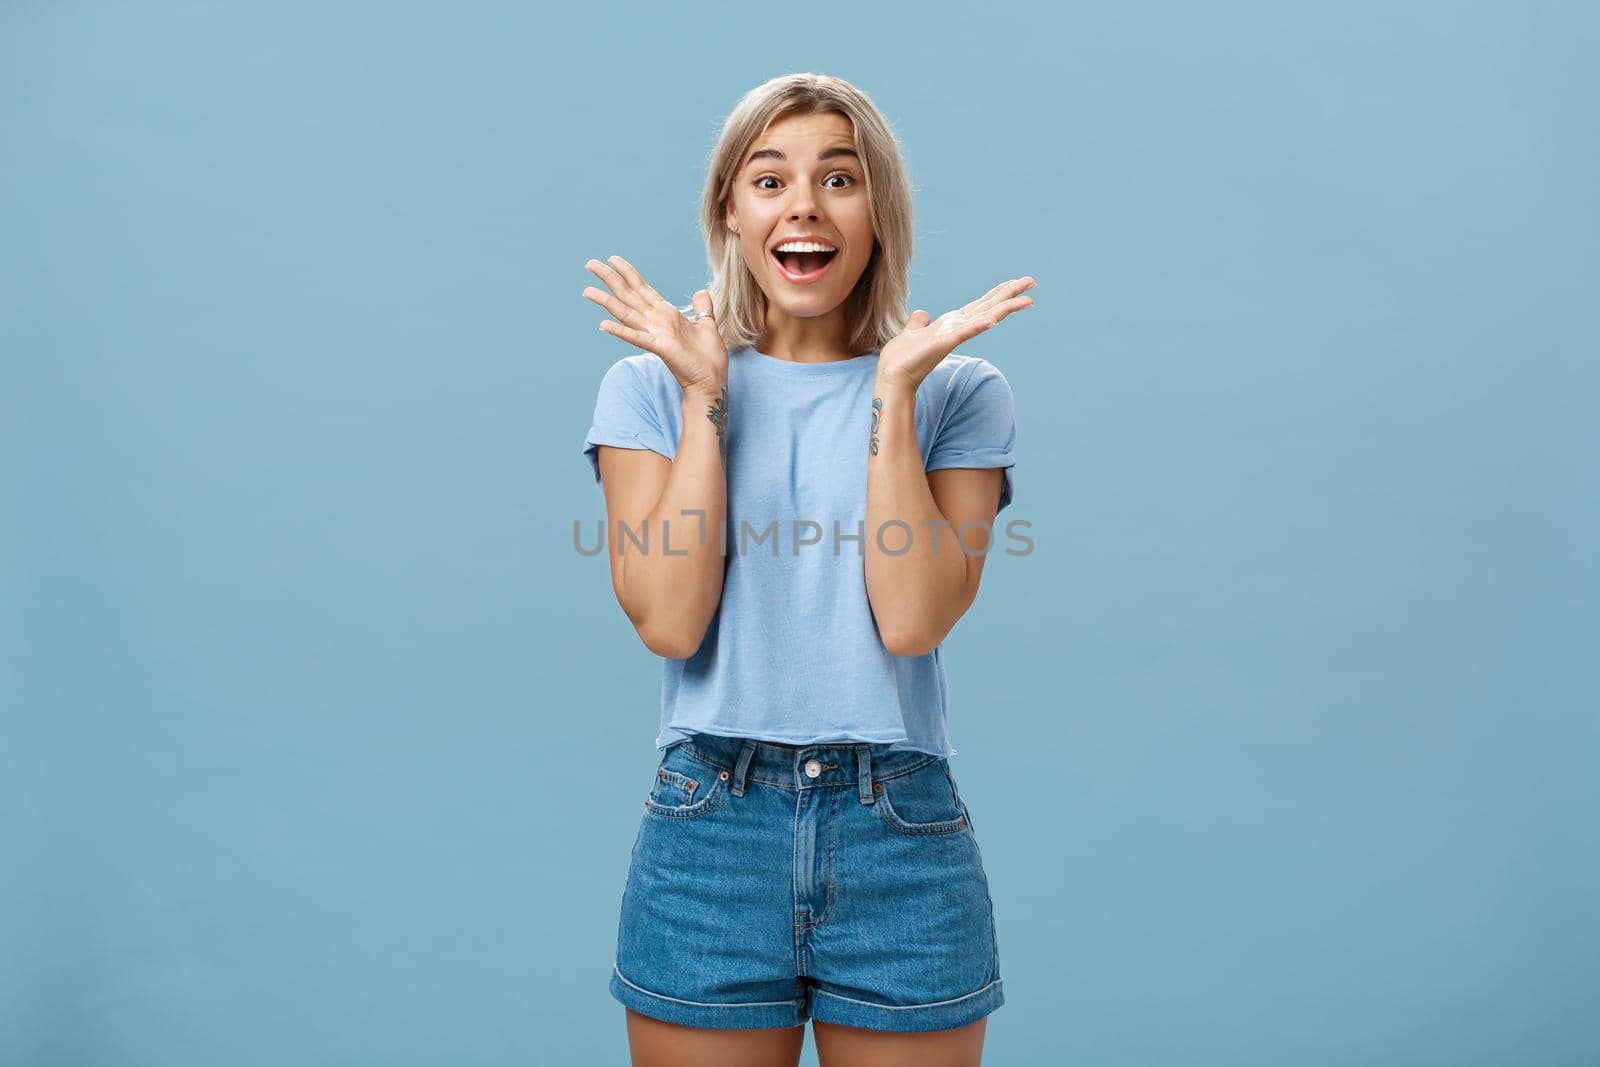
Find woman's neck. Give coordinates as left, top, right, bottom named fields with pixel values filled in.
left=758, top=309, right=854, bottom=363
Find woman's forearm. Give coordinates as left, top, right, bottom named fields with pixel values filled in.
left=620, top=381, right=729, bottom=658
left=863, top=377, right=968, bottom=656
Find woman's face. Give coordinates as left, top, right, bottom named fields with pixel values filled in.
left=725, top=111, right=876, bottom=325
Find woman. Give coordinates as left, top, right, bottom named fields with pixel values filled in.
left=580, top=72, right=1033, bottom=1066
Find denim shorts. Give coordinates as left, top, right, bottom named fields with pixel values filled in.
left=609, top=732, right=1004, bottom=1033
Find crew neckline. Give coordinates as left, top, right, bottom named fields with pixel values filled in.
left=736, top=344, right=880, bottom=374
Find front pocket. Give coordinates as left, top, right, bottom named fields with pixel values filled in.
left=643, top=746, right=727, bottom=819
left=874, top=758, right=970, bottom=836
left=649, top=766, right=701, bottom=807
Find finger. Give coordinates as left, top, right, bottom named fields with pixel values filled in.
left=582, top=286, right=645, bottom=329
left=608, top=255, right=669, bottom=307
left=963, top=278, right=1016, bottom=311
left=967, top=294, right=1035, bottom=333
left=993, top=293, right=1035, bottom=320
left=967, top=276, right=1037, bottom=315
left=598, top=318, right=652, bottom=350
left=585, top=258, right=649, bottom=316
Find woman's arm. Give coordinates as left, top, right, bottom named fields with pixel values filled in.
left=596, top=380, right=729, bottom=660
left=862, top=275, right=1032, bottom=656
left=581, top=254, right=731, bottom=660
left=863, top=376, right=1005, bottom=656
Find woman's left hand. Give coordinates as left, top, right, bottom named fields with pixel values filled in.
left=876, top=276, right=1036, bottom=390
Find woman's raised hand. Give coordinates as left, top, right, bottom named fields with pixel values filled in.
left=876, top=276, right=1036, bottom=391
left=584, top=255, right=728, bottom=397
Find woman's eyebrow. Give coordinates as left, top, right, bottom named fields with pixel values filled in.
left=744, top=146, right=860, bottom=169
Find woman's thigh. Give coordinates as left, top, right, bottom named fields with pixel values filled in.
left=623, top=1007, right=805, bottom=1067
left=622, top=1009, right=986, bottom=1067
left=813, top=1016, right=988, bottom=1067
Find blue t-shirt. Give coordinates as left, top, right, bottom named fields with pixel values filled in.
left=581, top=343, right=1016, bottom=758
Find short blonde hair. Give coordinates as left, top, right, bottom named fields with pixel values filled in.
left=692, top=73, right=914, bottom=356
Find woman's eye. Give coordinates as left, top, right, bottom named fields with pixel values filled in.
left=754, top=174, right=855, bottom=190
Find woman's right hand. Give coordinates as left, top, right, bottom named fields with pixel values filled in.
left=583, top=255, right=728, bottom=398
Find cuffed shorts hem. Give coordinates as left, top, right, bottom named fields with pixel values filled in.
left=610, top=963, right=808, bottom=1030
left=809, top=977, right=1005, bottom=1033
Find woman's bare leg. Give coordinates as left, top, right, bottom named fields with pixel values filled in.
left=813, top=1016, right=988, bottom=1067
left=623, top=1007, right=806, bottom=1067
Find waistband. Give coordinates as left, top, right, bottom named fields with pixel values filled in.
left=674, top=731, right=944, bottom=804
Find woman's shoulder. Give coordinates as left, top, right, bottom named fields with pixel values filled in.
left=596, top=351, right=683, bottom=402
left=603, top=350, right=673, bottom=382
left=924, top=350, right=1009, bottom=396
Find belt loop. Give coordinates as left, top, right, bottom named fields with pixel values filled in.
left=731, top=739, right=758, bottom=797
left=857, top=744, right=875, bottom=805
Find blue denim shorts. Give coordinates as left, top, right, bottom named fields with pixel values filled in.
left=609, top=732, right=1004, bottom=1032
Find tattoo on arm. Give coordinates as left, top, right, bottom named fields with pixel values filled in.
left=706, top=384, right=730, bottom=471
left=868, top=396, right=882, bottom=456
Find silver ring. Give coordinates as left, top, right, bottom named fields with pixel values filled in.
left=683, top=309, right=713, bottom=322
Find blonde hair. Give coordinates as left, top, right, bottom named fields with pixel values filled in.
left=690, top=73, right=914, bottom=356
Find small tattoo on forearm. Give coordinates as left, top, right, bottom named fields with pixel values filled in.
left=869, top=396, right=881, bottom=456
left=707, top=384, right=729, bottom=470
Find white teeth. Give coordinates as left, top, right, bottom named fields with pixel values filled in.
left=773, top=240, right=837, bottom=253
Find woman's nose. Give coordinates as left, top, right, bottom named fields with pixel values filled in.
left=785, top=193, right=820, bottom=220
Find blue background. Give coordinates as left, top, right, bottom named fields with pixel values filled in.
left=4, top=2, right=1595, bottom=1064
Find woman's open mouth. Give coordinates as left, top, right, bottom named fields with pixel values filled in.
left=772, top=249, right=839, bottom=285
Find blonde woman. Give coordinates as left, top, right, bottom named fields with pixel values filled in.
left=581, top=72, right=1033, bottom=1067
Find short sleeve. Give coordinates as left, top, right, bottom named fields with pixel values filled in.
left=925, top=359, right=1016, bottom=515
left=581, top=357, right=675, bottom=484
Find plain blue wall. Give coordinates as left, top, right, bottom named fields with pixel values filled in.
left=4, top=2, right=1595, bottom=1064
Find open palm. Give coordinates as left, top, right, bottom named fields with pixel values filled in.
left=877, top=276, right=1036, bottom=389
left=583, top=254, right=728, bottom=396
